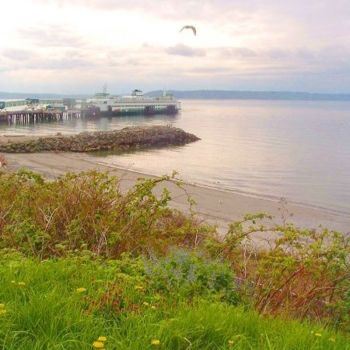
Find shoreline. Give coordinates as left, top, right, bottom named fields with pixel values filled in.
left=2, top=131, right=349, bottom=217
left=93, top=157, right=350, bottom=219
left=3, top=151, right=350, bottom=234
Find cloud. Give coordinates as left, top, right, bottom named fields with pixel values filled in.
left=2, top=0, right=350, bottom=93
left=1, top=49, right=35, bottom=61
left=166, top=44, right=206, bottom=57
left=220, top=47, right=258, bottom=58
left=19, top=25, right=86, bottom=48
left=37, top=57, right=94, bottom=70
left=32, top=0, right=252, bottom=20
left=0, top=49, right=96, bottom=73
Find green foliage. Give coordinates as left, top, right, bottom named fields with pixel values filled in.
left=0, top=252, right=348, bottom=349
left=217, top=214, right=350, bottom=330
left=0, top=170, right=210, bottom=258
left=144, top=250, right=240, bottom=305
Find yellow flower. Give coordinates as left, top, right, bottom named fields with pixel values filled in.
left=0, top=310, right=7, bottom=316
left=151, top=339, right=160, bottom=346
left=76, top=288, right=87, bottom=293
left=0, top=304, right=5, bottom=309
left=143, top=301, right=150, bottom=306
left=135, top=285, right=144, bottom=291
left=97, top=336, right=107, bottom=342
left=18, top=282, right=26, bottom=286
left=151, top=305, right=157, bottom=310
left=92, top=341, right=104, bottom=348
left=329, top=338, right=336, bottom=342
left=228, top=340, right=234, bottom=346
left=315, top=333, right=322, bottom=337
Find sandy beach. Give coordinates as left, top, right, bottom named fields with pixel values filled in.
left=3, top=151, right=350, bottom=234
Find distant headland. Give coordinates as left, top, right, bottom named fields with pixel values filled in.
left=2, top=89, right=350, bottom=101
left=145, top=90, right=350, bottom=101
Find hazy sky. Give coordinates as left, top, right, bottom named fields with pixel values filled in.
left=1, top=0, right=350, bottom=94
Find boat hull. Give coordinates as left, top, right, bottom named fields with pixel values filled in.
left=84, top=105, right=179, bottom=118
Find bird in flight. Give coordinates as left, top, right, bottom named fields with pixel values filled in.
left=180, top=25, right=197, bottom=36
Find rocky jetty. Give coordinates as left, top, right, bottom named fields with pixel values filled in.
left=0, top=126, right=200, bottom=153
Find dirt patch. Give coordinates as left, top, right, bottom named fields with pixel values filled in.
left=0, top=154, right=6, bottom=167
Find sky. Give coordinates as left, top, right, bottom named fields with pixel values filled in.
left=1, top=0, right=350, bottom=94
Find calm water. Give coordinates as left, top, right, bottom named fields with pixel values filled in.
left=1, top=99, right=350, bottom=213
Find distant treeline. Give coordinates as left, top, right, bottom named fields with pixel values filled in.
left=0, top=92, right=88, bottom=99
left=146, top=90, right=350, bottom=101
left=3, top=89, right=350, bottom=101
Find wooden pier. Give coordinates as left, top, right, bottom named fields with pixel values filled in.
left=0, top=109, right=82, bottom=125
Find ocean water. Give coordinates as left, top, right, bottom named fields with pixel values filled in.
left=1, top=99, right=350, bottom=213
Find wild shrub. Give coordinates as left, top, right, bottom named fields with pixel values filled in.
left=47, top=251, right=238, bottom=317
left=0, top=170, right=213, bottom=258
left=144, top=250, right=240, bottom=305
left=213, top=214, right=350, bottom=329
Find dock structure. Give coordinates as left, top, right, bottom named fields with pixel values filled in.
left=0, top=109, right=82, bottom=125
left=0, top=90, right=181, bottom=125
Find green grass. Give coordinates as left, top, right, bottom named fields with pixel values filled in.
left=0, top=252, right=348, bottom=350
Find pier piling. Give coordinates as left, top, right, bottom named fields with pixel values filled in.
left=0, top=109, right=82, bottom=125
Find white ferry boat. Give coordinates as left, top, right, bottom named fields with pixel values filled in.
left=86, top=90, right=181, bottom=116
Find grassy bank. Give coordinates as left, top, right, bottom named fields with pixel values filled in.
left=0, top=252, right=348, bottom=349
left=0, top=169, right=349, bottom=349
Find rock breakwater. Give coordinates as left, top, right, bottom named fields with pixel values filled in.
left=0, top=126, right=200, bottom=153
